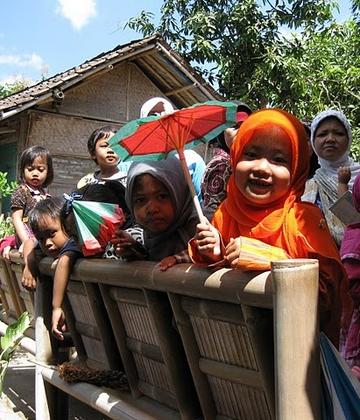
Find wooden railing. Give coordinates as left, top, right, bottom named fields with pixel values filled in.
left=0, top=254, right=321, bottom=420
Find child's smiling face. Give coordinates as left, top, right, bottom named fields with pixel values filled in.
left=132, top=174, right=175, bottom=234
left=234, top=126, right=292, bottom=206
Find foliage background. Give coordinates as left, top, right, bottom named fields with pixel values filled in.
left=1, top=2, right=359, bottom=156
left=126, top=0, right=360, bottom=158
left=0, top=81, right=28, bottom=100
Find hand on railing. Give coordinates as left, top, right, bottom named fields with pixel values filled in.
left=21, top=265, right=37, bottom=291
left=110, top=228, right=148, bottom=259
left=52, top=307, right=66, bottom=341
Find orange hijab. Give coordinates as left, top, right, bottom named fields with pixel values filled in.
left=212, top=109, right=348, bottom=346
left=213, top=109, right=339, bottom=260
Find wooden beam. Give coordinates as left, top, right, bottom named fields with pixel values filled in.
left=0, top=128, right=16, bottom=134
left=199, top=357, right=262, bottom=387
left=165, top=84, right=197, bottom=96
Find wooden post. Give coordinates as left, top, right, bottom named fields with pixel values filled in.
left=272, top=259, right=320, bottom=420
left=35, top=275, right=68, bottom=420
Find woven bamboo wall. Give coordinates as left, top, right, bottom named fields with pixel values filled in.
left=40, top=63, right=167, bottom=122
left=27, top=112, right=104, bottom=156
left=27, top=112, right=102, bottom=195
left=24, top=62, right=175, bottom=194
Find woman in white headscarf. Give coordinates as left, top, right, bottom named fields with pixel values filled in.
left=140, top=97, right=175, bottom=118
left=302, top=109, right=360, bottom=246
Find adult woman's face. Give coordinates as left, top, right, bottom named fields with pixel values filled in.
left=313, top=117, right=349, bottom=161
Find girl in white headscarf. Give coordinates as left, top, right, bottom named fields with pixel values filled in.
left=303, top=109, right=360, bottom=246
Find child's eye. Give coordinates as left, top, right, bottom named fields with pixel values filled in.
left=243, top=150, right=257, bottom=159
left=273, top=156, right=288, bottom=164
left=158, top=193, right=170, bottom=200
left=133, top=197, right=145, bottom=205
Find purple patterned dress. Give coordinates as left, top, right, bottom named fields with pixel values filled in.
left=201, top=148, right=231, bottom=220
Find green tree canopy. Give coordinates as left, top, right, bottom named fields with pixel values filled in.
left=0, top=80, right=29, bottom=99
left=127, top=1, right=360, bottom=156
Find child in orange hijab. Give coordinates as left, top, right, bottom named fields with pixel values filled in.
left=191, top=108, right=349, bottom=347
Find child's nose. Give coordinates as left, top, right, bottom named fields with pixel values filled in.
left=146, top=200, right=159, bottom=214
left=254, top=158, right=271, bottom=172
left=44, top=238, right=53, bottom=247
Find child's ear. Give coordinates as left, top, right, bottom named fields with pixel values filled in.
left=90, top=154, right=98, bottom=165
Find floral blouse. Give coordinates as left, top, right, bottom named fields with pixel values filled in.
left=201, top=148, right=231, bottom=220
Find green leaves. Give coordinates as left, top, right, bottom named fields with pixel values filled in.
left=0, top=312, right=31, bottom=395
left=125, top=11, right=156, bottom=37
left=0, top=214, right=15, bottom=239
left=0, top=172, right=17, bottom=199
left=0, top=312, right=31, bottom=361
left=0, top=81, right=29, bottom=99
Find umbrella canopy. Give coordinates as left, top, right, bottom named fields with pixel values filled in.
left=109, top=100, right=237, bottom=161
left=320, top=332, right=360, bottom=419
left=67, top=197, right=125, bottom=256
left=109, top=100, right=237, bottom=221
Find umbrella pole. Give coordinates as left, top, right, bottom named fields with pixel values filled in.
left=177, top=149, right=206, bottom=223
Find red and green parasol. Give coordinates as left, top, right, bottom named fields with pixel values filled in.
left=109, top=100, right=237, bottom=220
left=66, top=196, right=125, bottom=256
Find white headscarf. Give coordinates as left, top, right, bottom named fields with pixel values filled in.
left=140, top=97, right=174, bottom=118
left=311, top=109, right=360, bottom=194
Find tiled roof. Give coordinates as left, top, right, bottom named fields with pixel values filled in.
left=0, top=35, right=221, bottom=120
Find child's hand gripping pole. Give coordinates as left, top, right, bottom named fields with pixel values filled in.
left=195, top=219, right=222, bottom=260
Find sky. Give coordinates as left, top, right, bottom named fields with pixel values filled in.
left=0, top=0, right=353, bottom=87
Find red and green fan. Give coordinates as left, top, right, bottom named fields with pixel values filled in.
left=66, top=196, right=125, bottom=257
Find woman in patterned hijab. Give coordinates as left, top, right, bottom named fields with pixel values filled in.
left=302, top=109, right=360, bottom=246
